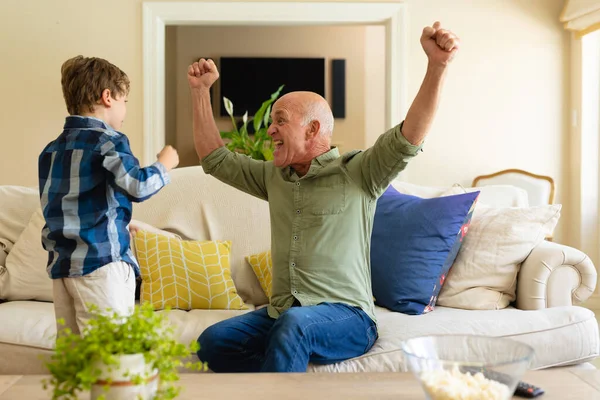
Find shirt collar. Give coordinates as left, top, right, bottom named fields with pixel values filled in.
left=313, top=147, right=340, bottom=166
left=286, top=147, right=340, bottom=179
left=64, top=115, right=113, bottom=131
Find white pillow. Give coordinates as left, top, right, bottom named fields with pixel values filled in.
left=0, top=185, right=39, bottom=246
left=0, top=208, right=51, bottom=301
left=441, top=183, right=529, bottom=208
left=391, top=181, right=450, bottom=198
left=0, top=209, right=182, bottom=302
left=437, top=204, right=561, bottom=310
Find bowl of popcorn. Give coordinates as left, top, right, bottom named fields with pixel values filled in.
left=400, top=335, right=534, bottom=400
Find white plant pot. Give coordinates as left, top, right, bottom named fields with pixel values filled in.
left=90, top=353, right=158, bottom=400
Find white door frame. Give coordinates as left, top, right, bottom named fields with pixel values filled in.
left=142, top=1, right=407, bottom=164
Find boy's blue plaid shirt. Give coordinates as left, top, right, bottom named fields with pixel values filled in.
left=38, top=116, right=170, bottom=279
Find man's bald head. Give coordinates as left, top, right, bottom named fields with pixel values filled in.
left=267, top=91, right=336, bottom=173
left=276, top=91, right=334, bottom=137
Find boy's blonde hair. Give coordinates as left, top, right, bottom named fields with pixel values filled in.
left=61, top=56, right=130, bottom=115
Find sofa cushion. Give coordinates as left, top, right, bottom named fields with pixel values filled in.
left=0, top=301, right=255, bottom=354
left=0, top=185, right=40, bottom=247
left=438, top=204, right=561, bottom=310
left=246, top=250, right=272, bottom=299
left=135, top=231, right=247, bottom=311
left=0, top=208, right=52, bottom=301
left=1, top=302, right=595, bottom=372
left=370, top=187, right=479, bottom=315
left=129, top=220, right=182, bottom=300
left=308, top=306, right=599, bottom=372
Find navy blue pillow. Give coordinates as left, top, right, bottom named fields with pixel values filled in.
left=370, top=186, right=479, bottom=315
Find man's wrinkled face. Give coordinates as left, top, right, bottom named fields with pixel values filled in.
left=267, top=99, right=309, bottom=168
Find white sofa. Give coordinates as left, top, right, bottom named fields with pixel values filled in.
left=0, top=166, right=598, bottom=374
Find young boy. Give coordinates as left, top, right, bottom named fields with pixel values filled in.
left=38, top=55, right=179, bottom=336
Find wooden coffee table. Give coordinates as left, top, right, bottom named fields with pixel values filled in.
left=1, top=369, right=599, bottom=399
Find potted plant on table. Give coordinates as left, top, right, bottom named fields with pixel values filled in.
left=220, top=84, right=284, bottom=161
left=43, top=302, right=206, bottom=400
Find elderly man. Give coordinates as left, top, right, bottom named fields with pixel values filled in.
left=188, top=21, right=459, bottom=373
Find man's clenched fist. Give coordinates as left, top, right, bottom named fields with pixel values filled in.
left=421, top=21, right=460, bottom=67
left=188, top=58, right=220, bottom=90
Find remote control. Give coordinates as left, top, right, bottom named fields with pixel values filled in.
left=459, top=367, right=544, bottom=398
left=513, top=381, right=545, bottom=398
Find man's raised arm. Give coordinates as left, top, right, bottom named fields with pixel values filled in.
left=187, top=59, right=270, bottom=201
left=188, top=59, right=225, bottom=159
left=402, top=21, right=460, bottom=145
left=344, top=21, right=460, bottom=198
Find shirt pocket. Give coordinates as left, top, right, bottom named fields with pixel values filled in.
left=308, top=175, right=346, bottom=215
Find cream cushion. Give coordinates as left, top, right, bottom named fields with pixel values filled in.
left=0, top=208, right=51, bottom=301
left=0, top=301, right=595, bottom=374
left=438, top=204, right=561, bottom=310
left=0, top=185, right=39, bottom=247
left=308, top=306, right=598, bottom=372
left=0, top=244, right=8, bottom=269
left=0, top=186, right=40, bottom=268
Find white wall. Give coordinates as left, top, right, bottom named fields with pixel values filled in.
left=402, top=0, right=570, bottom=243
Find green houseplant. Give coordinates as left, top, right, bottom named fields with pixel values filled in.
left=220, top=84, right=284, bottom=161
left=44, top=302, right=206, bottom=400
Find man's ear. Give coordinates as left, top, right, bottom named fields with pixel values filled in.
left=305, top=120, right=320, bottom=139
left=100, top=89, right=112, bottom=107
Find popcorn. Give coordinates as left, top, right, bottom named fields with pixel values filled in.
left=420, top=366, right=511, bottom=400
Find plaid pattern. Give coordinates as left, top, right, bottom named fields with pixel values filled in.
left=38, top=116, right=170, bottom=279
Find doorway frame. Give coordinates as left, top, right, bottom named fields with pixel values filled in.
left=142, top=1, right=407, bottom=163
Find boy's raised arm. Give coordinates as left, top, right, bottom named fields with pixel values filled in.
left=102, top=138, right=178, bottom=202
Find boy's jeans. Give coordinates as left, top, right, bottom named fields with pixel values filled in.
left=197, top=302, right=378, bottom=372
left=52, top=261, right=135, bottom=337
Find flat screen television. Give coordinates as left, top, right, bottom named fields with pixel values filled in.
left=219, top=57, right=325, bottom=117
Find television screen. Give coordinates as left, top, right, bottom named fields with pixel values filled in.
left=219, top=57, right=325, bottom=117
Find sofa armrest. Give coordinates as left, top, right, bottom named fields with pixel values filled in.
left=516, top=241, right=597, bottom=310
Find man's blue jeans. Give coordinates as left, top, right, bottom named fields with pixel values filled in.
left=197, top=302, right=378, bottom=372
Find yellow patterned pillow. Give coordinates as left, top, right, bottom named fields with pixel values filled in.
left=134, top=231, right=247, bottom=310
left=246, top=250, right=272, bottom=299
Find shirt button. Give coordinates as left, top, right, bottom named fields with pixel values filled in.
left=293, top=290, right=298, bottom=295
left=293, top=235, right=298, bottom=241
left=291, top=262, right=296, bottom=267
left=296, top=209, right=301, bottom=214
left=296, top=182, right=301, bottom=186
